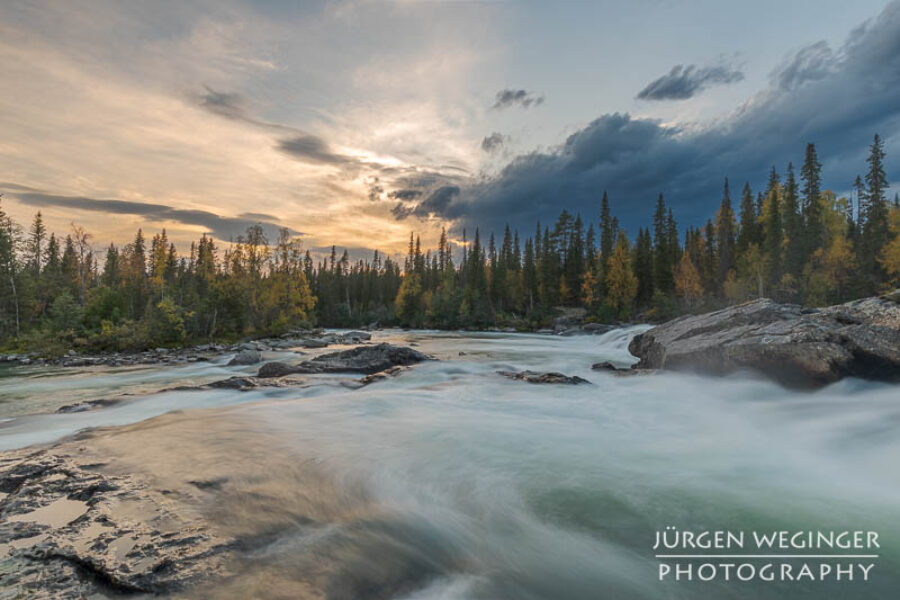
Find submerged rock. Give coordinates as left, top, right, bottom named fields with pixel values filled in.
left=358, top=365, right=408, bottom=386
left=497, top=370, right=591, bottom=385
left=628, top=291, right=900, bottom=388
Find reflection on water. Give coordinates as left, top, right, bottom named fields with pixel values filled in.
left=2, top=328, right=900, bottom=598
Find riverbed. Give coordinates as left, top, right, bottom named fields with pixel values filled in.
left=1, top=328, right=898, bottom=598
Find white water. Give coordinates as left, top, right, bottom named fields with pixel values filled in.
left=1, top=328, right=899, bottom=598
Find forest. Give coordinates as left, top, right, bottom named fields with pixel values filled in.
left=0, top=134, right=898, bottom=354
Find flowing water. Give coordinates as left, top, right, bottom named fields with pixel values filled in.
left=1, top=328, right=899, bottom=599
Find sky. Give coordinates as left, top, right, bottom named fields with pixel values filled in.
left=1, top=0, right=898, bottom=259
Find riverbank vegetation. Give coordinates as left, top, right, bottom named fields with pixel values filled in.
left=0, top=135, right=897, bottom=353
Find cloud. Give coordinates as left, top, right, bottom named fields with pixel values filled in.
left=276, top=134, right=353, bottom=166
left=770, top=41, right=836, bottom=91
left=392, top=185, right=460, bottom=220
left=636, top=62, right=744, bottom=101
left=416, top=1, right=900, bottom=235
left=8, top=189, right=300, bottom=241
left=491, top=89, right=544, bottom=110
left=387, top=189, right=423, bottom=201
left=481, top=132, right=507, bottom=153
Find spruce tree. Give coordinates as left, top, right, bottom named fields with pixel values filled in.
left=715, top=179, right=736, bottom=292
left=800, top=142, right=824, bottom=263
left=653, top=194, right=673, bottom=294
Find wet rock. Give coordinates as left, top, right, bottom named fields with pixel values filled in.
left=207, top=375, right=306, bottom=391
left=300, top=338, right=329, bottom=349
left=208, top=376, right=260, bottom=390
left=289, top=343, right=431, bottom=375
left=497, top=370, right=591, bottom=385
left=628, top=290, right=900, bottom=388
left=56, top=399, right=120, bottom=414
left=227, top=349, right=261, bottom=366
left=358, top=365, right=408, bottom=386
left=582, top=323, right=614, bottom=334
left=257, top=361, right=301, bottom=378
left=0, top=450, right=232, bottom=598
left=343, top=330, right=372, bottom=342
left=591, top=361, right=625, bottom=372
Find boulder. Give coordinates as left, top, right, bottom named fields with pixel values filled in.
left=343, top=330, right=372, bottom=341
left=227, top=349, right=261, bottom=366
left=257, top=361, right=301, bottom=378
left=300, top=338, right=329, bottom=349
left=290, top=343, right=430, bottom=375
left=497, top=370, right=591, bottom=385
left=628, top=291, right=900, bottom=388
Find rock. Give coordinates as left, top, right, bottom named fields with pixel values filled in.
left=300, top=338, right=329, bottom=349
left=628, top=291, right=900, bottom=388
left=268, top=339, right=298, bottom=349
left=359, top=365, right=408, bottom=385
left=257, top=361, right=301, bottom=378
left=289, top=343, right=430, bottom=375
left=207, top=375, right=306, bottom=391
left=56, top=399, right=120, bottom=413
left=208, top=376, right=260, bottom=390
left=582, top=323, right=613, bottom=334
left=227, top=349, right=261, bottom=366
left=0, top=449, right=231, bottom=598
left=591, top=361, right=625, bottom=371
left=497, top=370, right=591, bottom=385
left=343, top=330, right=372, bottom=342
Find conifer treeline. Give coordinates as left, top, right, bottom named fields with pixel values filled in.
left=0, top=135, right=898, bottom=351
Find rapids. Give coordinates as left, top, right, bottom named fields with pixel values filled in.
left=1, top=328, right=898, bottom=598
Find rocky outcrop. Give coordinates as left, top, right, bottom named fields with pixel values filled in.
left=627, top=291, right=900, bottom=388
left=497, top=370, right=591, bottom=385
left=0, top=450, right=232, bottom=598
left=256, top=344, right=430, bottom=377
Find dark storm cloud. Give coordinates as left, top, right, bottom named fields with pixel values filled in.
left=392, top=186, right=460, bottom=220
left=770, top=41, right=836, bottom=91
left=636, top=62, right=744, bottom=101
left=492, top=89, right=544, bottom=110
left=481, top=132, right=507, bottom=153
left=10, top=190, right=300, bottom=240
left=408, top=1, right=900, bottom=236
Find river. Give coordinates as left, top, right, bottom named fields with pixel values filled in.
left=1, top=328, right=898, bottom=598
